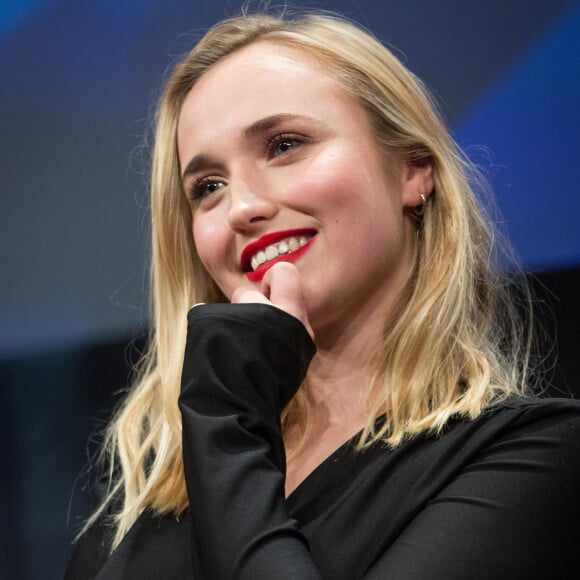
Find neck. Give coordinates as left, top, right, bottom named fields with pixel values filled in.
left=303, top=306, right=387, bottom=430
left=283, top=305, right=391, bottom=496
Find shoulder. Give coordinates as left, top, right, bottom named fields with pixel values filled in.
left=495, top=394, right=580, bottom=414
left=64, top=515, right=114, bottom=579
left=423, top=396, right=580, bottom=482
left=65, top=510, right=193, bottom=579
left=483, top=395, right=580, bottom=436
left=451, top=395, right=580, bottom=452
left=452, top=396, right=580, bottom=484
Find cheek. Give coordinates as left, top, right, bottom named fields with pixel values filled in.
left=284, top=155, right=355, bottom=211
left=192, top=215, right=227, bottom=276
left=300, top=143, right=386, bottom=204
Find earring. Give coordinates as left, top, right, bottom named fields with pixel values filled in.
left=413, top=194, right=427, bottom=217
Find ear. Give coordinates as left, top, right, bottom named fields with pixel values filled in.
left=400, top=158, right=433, bottom=209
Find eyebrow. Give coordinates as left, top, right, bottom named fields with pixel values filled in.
left=243, top=113, right=307, bottom=140
left=181, top=154, right=213, bottom=181
left=180, top=113, right=314, bottom=180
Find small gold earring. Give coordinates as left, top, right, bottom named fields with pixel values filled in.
left=413, top=194, right=427, bottom=217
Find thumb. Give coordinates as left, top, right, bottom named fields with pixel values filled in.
left=230, top=284, right=270, bottom=306
left=262, top=262, right=314, bottom=339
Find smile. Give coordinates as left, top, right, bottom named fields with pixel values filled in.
left=241, top=228, right=317, bottom=282
left=250, top=235, right=309, bottom=271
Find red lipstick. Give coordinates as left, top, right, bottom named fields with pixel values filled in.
left=241, top=228, right=317, bottom=283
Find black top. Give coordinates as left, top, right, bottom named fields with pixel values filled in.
left=66, top=304, right=580, bottom=579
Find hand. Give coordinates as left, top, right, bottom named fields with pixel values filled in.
left=231, top=262, right=314, bottom=340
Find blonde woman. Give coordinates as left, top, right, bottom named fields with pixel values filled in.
left=66, top=12, right=580, bottom=580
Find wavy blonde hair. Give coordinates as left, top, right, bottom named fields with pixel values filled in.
left=85, top=12, right=537, bottom=549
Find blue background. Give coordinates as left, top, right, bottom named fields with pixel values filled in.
left=1, top=1, right=579, bottom=577
left=1, top=0, right=579, bottom=358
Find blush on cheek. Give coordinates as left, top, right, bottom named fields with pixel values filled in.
left=192, top=219, right=219, bottom=260
left=192, top=230, right=215, bottom=273
left=193, top=223, right=238, bottom=298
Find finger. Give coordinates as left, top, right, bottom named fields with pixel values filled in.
left=262, top=262, right=314, bottom=339
left=231, top=284, right=271, bottom=305
left=262, top=262, right=302, bottom=314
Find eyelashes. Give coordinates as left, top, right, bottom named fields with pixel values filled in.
left=264, top=133, right=306, bottom=157
left=186, top=132, right=309, bottom=204
left=188, top=179, right=225, bottom=203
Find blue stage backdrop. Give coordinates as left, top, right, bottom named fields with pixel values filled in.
left=1, top=0, right=579, bottom=359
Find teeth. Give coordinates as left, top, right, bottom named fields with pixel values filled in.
left=249, top=236, right=310, bottom=272
left=251, top=250, right=267, bottom=272
left=265, top=245, right=278, bottom=260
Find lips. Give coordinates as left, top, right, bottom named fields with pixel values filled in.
left=241, top=228, right=317, bottom=282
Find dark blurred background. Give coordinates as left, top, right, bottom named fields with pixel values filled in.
left=1, top=1, right=579, bottom=577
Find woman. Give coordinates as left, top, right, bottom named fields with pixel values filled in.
left=66, top=12, right=580, bottom=580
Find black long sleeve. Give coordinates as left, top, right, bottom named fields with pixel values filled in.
left=179, top=303, right=320, bottom=579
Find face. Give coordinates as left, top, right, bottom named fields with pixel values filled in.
left=177, top=42, right=431, bottom=334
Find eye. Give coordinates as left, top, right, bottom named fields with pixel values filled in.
left=188, top=177, right=226, bottom=204
left=266, top=134, right=306, bottom=158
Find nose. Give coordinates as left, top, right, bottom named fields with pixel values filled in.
left=227, top=178, right=277, bottom=234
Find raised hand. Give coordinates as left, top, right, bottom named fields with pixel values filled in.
left=231, top=262, right=314, bottom=340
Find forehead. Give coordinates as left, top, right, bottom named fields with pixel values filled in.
left=191, top=40, right=336, bottom=95
left=177, top=42, right=351, bottom=134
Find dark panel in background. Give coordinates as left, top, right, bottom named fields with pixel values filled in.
left=533, top=269, right=580, bottom=397
left=2, top=1, right=579, bottom=577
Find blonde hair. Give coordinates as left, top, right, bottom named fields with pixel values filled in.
left=85, top=12, right=537, bottom=548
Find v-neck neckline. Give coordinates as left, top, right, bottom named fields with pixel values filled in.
left=286, top=415, right=387, bottom=513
